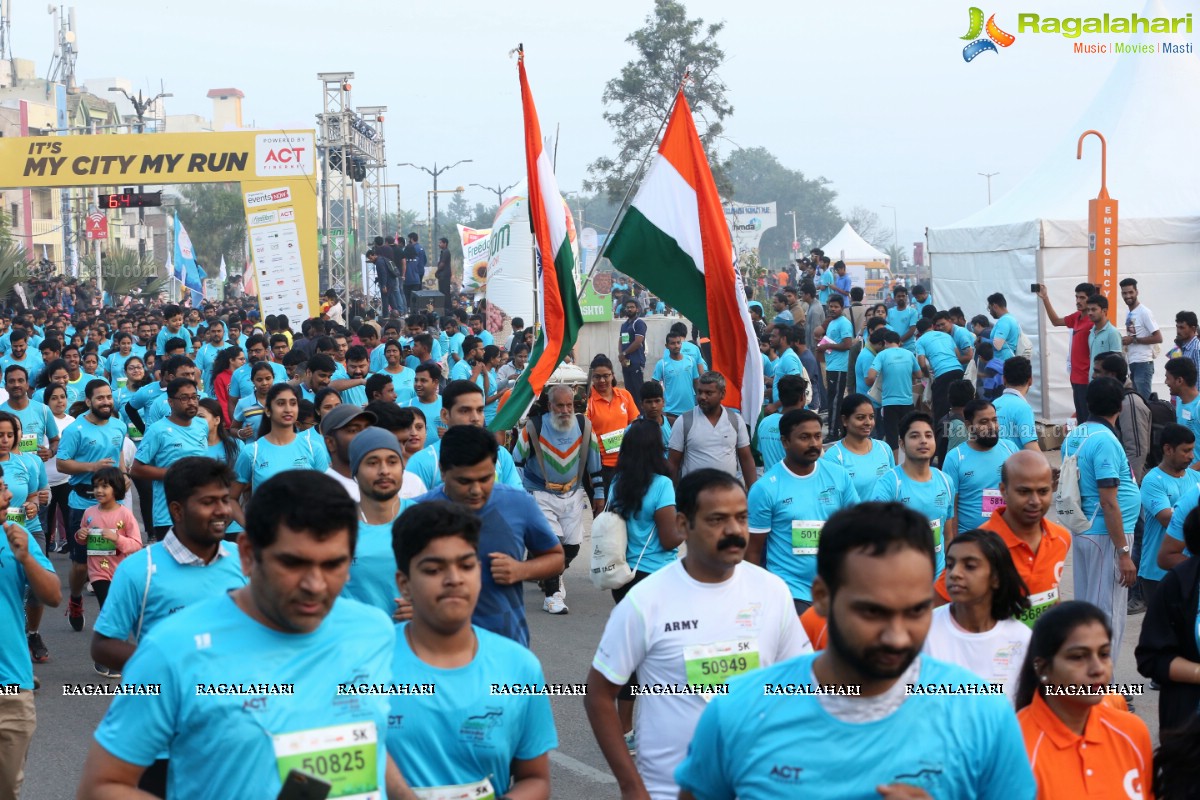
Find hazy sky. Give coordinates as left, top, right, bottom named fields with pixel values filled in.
left=7, top=0, right=1194, bottom=250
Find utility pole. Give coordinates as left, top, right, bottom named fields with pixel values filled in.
left=784, top=210, right=799, bottom=255
left=398, top=159, right=472, bottom=253
left=108, top=86, right=172, bottom=261
left=469, top=181, right=519, bottom=208
left=978, top=171, right=999, bottom=205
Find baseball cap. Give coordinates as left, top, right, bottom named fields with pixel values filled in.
left=349, top=426, right=404, bottom=477
left=319, top=404, right=377, bottom=436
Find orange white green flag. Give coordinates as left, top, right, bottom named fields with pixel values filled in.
left=488, top=50, right=583, bottom=432
left=603, top=90, right=762, bottom=423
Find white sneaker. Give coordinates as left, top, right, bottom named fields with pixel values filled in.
left=555, top=586, right=566, bottom=602
left=543, top=594, right=569, bottom=615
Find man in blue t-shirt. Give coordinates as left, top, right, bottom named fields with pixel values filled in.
left=1165, top=357, right=1200, bottom=465
left=866, top=330, right=921, bottom=459
left=675, top=501, right=1035, bottom=800
left=984, top=292, right=1021, bottom=362
left=654, top=331, right=702, bottom=420
left=419, top=426, right=563, bottom=646
left=816, top=295, right=854, bottom=439
left=1060, top=377, right=1141, bottom=662
left=992, top=356, right=1040, bottom=452
left=756, top=375, right=807, bottom=470
left=619, top=298, right=649, bottom=405
left=1138, top=424, right=1200, bottom=598
left=131, top=379, right=209, bottom=540
left=885, top=286, right=919, bottom=352
left=747, top=409, right=859, bottom=611
left=942, top=398, right=1020, bottom=532
left=81, top=469, right=414, bottom=800
left=915, top=318, right=967, bottom=434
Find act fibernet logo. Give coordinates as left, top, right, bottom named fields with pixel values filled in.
left=962, top=7, right=1195, bottom=61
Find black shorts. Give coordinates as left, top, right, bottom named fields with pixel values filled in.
left=882, top=404, right=914, bottom=450
left=67, top=507, right=88, bottom=564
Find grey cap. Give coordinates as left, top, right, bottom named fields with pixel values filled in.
left=319, top=404, right=376, bottom=436
left=349, top=426, right=404, bottom=477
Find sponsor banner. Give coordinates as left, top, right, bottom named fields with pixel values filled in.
left=247, top=209, right=279, bottom=228
left=254, top=133, right=315, bottom=177
left=457, top=224, right=492, bottom=292
left=245, top=186, right=292, bottom=208
left=249, top=221, right=309, bottom=321
left=723, top=201, right=777, bottom=254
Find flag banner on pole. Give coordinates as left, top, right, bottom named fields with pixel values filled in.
left=218, top=255, right=228, bottom=282
left=488, top=50, right=584, bottom=433
left=173, top=214, right=207, bottom=307
left=603, top=90, right=763, bottom=423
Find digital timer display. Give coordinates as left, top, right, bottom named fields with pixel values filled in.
left=99, top=192, right=163, bottom=209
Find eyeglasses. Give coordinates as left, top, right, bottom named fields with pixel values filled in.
left=592, top=374, right=613, bottom=381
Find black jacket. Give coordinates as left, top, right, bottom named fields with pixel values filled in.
left=1135, top=556, right=1200, bottom=732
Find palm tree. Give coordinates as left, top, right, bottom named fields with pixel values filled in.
left=0, top=241, right=34, bottom=307
left=80, top=249, right=170, bottom=302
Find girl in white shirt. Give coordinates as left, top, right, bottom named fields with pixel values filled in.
left=923, top=528, right=1032, bottom=704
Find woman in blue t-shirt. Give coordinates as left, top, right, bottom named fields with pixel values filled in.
left=824, top=393, right=896, bottom=500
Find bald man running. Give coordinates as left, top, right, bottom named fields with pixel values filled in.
left=935, top=450, right=1072, bottom=628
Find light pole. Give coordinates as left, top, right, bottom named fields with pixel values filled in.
left=397, top=159, right=472, bottom=251
left=784, top=210, right=799, bottom=255
left=109, top=87, right=172, bottom=262
left=978, top=171, right=999, bottom=205
left=470, top=181, right=519, bottom=207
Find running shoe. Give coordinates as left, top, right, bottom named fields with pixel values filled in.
left=67, top=596, right=85, bottom=631
left=28, top=632, right=49, bottom=663
left=543, top=594, right=569, bottom=615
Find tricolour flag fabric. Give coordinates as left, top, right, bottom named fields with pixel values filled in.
left=603, top=90, right=763, bottom=423
left=488, top=52, right=584, bottom=432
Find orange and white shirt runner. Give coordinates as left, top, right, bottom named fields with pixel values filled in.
left=1019, top=693, right=1153, bottom=800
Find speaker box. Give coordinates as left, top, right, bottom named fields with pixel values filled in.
left=411, top=289, right=446, bottom=316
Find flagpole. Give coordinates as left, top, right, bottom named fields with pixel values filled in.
left=576, top=67, right=692, bottom=300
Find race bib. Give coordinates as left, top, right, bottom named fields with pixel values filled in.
left=791, top=519, right=824, bottom=556
left=982, top=489, right=1004, bottom=517
left=5, top=507, right=24, bottom=525
left=412, top=778, right=496, bottom=800
left=1185, top=410, right=1194, bottom=422
left=683, top=638, right=760, bottom=701
left=87, top=527, right=116, bottom=557
left=273, top=721, right=380, bottom=800
left=1017, top=587, right=1059, bottom=628
left=18, top=433, right=38, bottom=454
left=929, top=518, right=943, bottom=553
left=620, top=332, right=631, bottom=345
left=117, top=377, right=128, bottom=390
left=600, top=428, right=624, bottom=454
left=128, top=425, right=144, bottom=443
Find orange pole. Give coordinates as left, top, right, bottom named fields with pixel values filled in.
left=1076, top=130, right=1109, bottom=200
left=1078, top=130, right=1117, bottom=322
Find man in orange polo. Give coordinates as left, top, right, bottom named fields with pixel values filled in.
left=935, top=450, right=1071, bottom=627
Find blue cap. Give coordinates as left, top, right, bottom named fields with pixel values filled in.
left=348, top=426, right=404, bottom=477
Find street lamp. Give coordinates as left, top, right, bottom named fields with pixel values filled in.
left=881, top=204, right=899, bottom=270
left=784, top=210, right=799, bottom=255
left=470, top=181, right=519, bottom=207
left=108, top=86, right=173, bottom=262
left=397, top=159, right=472, bottom=252
left=978, top=171, right=999, bottom=205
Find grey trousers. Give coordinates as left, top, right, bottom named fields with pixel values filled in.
left=1073, top=534, right=1128, bottom=660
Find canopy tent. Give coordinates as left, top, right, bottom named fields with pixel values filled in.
left=928, top=1, right=1200, bottom=421
left=821, top=222, right=890, bottom=265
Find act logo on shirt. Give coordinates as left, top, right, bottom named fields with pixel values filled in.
left=459, top=708, right=504, bottom=743
left=769, top=764, right=804, bottom=784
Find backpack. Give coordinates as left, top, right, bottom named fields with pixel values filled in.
left=1054, top=425, right=1102, bottom=534
left=680, top=406, right=747, bottom=448
left=1017, top=330, right=1034, bottom=360
left=1143, top=393, right=1177, bottom=469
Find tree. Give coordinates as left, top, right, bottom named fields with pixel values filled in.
left=842, top=205, right=893, bottom=251
left=175, top=183, right=247, bottom=275
left=586, top=0, right=733, bottom=202
left=722, top=147, right=843, bottom=268
left=80, top=248, right=170, bottom=302
left=0, top=241, right=33, bottom=306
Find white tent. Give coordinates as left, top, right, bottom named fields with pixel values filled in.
left=821, top=222, right=890, bottom=264
left=928, top=2, right=1200, bottom=421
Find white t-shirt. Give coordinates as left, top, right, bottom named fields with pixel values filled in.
left=1124, top=303, right=1159, bottom=364
left=400, top=470, right=427, bottom=500
left=45, top=413, right=75, bottom=486
left=324, top=467, right=361, bottom=502
left=921, top=605, right=1030, bottom=705
left=591, top=560, right=811, bottom=800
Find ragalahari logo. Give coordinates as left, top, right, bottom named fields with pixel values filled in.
left=962, top=8, right=1016, bottom=61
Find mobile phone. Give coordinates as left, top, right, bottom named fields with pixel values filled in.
left=276, top=770, right=331, bottom=800
left=1029, top=283, right=1041, bottom=293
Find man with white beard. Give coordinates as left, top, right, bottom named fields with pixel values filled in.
left=514, top=384, right=605, bottom=614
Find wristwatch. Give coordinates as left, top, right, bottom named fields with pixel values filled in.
left=1118, top=544, right=1132, bottom=556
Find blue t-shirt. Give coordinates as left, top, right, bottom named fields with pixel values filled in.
left=419, top=484, right=558, bottom=646
left=136, top=417, right=209, bottom=527
left=66, top=373, right=105, bottom=405
left=1176, top=395, right=1200, bottom=464
left=654, top=356, right=701, bottom=416
left=610, top=474, right=677, bottom=573
left=628, top=415, right=672, bottom=459
left=0, top=351, right=43, bottom=387
left=952, top=324, right=975, bottom=354
left=57, top=415, right=129, bottom=510
left=0, top=453, right=48, bottom=533
left=823, top=438, right=895, bottom=500
left=1140, top=467, right=1200, bottom=581
left=405, top=440, right=523, bottom=492
left=405, top=397, right=446, bottom=444
left=1167, top=484, right=1200, bottom=546
left=756, top=413, right=785, bottom=470
left=748, top=460, right=859, bottom=601
left=447, top=332, right=466, bottom=365
left=154, top=326, right=192, bottom=356
left=127, top=382, right=165, bottom=415
left=942, top=440, right=1020, bottom=532
left=990, top=313, right=1020, bottom=361
left=0, top=399, right=59, bottom=452
left=871, top=348, right=919, bottom=406
left=228, top=360, right=288, bottom=401
left=916, top=331, right=961, bottom=378
left=234, top=435, right=332, bottom=491
left=855, top=347, right=878, bottom=405
left=1061, top=421, right=1141, bottom=536
left=341, top=502, right=414, bottom=618
left=233, top=396, right=268, bottom=434
left=449, top=360, right=473, bottom=383
left=823, top=316, right=854, bottom=372
left=103, top=351, right=139, bottom=386
left=676, top=654, right=1035, bottom=800
left=386, top=624, right=558, bottom=794
left=94, top=594, right=394, bottom=800
left=993, top=390, right=1038, bottom=450
left=870, top=466, right=956, bottom=576
left=95, top=541, right=246, bottom=643
left=369, top=343, right=389, bottom=373
left=886, top=306, right=919, bottom=351
left=818, top=268, right=836, bottom=304
left=194, top=343, right=223, bottom=394
left=0, top=525, right=53, bottom=687
left=772, top=350, right=804, bottom=403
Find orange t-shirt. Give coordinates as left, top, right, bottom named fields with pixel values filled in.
left=936, top=509, right=1072, bottom=627
left=1019, top=692, right=1153, bottom=800
left=586, top=387, right=638, bottom=467
left=799, top=606, right=828, bottom=651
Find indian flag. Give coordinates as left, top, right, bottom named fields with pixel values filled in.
left=488, top=51, right=584, bottom=432
left=604, top=90, right=763, bottom=423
